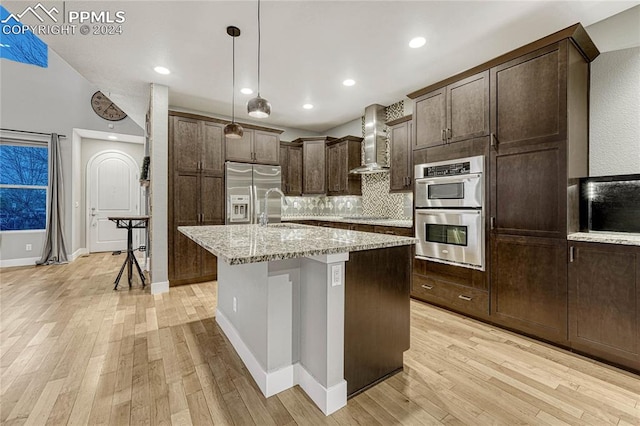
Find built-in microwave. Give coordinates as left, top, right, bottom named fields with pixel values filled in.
left=414, top=155, right=484, bottom=209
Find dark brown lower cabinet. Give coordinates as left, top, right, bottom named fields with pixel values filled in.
left=568, top=241, right=639, bottom=370
left=490, top=235, right=568, bottom=344
left=412, top=258, right=489, bottom=319
left=345, top=245, right=411, bottom=397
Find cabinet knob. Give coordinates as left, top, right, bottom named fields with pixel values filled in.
left=458, top=295, right=472, bottom=301
left=441, top=129, right=446, bottom=144
left=490, top=216, right=496, bottom=230
left=569, top=246, right=575, bottom=263
left=421, top=284, right=433, bottom=290
left=447, top=128, right=452, bottom=140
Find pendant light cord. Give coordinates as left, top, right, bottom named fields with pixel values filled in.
left=257, top=0, right=261, bottom=96
left=232, top=34, right=236, bottom=123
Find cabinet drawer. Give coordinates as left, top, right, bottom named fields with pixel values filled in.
left=412, top=273, right=489, bottom=317
left=373, top=226, right=414, bottom=237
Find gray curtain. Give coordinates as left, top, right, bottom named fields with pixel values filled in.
left=37, top=133, right=68, bottom=265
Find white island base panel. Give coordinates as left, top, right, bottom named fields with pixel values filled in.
left=215, top=253, right=349, bottom=415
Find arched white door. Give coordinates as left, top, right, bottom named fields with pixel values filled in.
left=87, top=151, right=139, bottom=253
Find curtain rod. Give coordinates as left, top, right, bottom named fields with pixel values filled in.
left=0, top=128, right=67, bottom=138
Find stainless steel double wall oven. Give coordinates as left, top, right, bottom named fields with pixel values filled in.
left=414, top=155, right=485, bottom=270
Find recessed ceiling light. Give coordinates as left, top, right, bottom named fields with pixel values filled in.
left=154, top=66, right=171, bottom=75
left=343, top=79, right=356, bottom=87
left=108, top=135, right=118, bottom=140
left=240, top=88, right=253, bottom=95
left=303, top=104, right=314, bottom=110
left=409, top=37, right=426, bottom=48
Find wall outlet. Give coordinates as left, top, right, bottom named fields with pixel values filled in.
left=232, top=297, right=237, bottom=312
left=331, top=264, right=342, bottom=287
left=25, top=244, right=32, bottom=251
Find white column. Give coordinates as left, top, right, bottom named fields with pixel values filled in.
left=149, top=83, right=169, bottom=294
left=298, top=253, right=348, bottom=415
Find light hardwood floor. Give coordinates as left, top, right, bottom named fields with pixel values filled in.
left=1, top=253, right=639, bottom=425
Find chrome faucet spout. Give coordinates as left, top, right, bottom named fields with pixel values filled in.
left=259, top=188, right=288, bottom=226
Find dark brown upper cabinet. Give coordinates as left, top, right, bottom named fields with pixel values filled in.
left=490, top=43, right=566, bottom=151
left=280, top=142, right=303, bottom=196
left=225, top=128, right=281, bottom=165
left=253, top=130, right=280, bottom=164
left=489, top=40, right=589, bottom=239
left=326, top=136, right=362, bottom=196
left=413, top=71, right=489, bottom=150
left=387, top=115, right=412, bottom=192
left=295, top=137, right=335, bottom=195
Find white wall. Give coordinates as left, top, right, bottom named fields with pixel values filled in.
left=324, top=117, right=362, bottom=139
left=0, top=48, right=144, bottom=265
left=589, top=46, right=640, bottom=176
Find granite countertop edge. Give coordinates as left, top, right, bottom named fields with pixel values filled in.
left=567, top=232, right=640, bottom=247
left=282, top=216, right=413, bottom=228
left=179, top=225, right=417, bottom=266
left=226, top=238, right=416, bottom=265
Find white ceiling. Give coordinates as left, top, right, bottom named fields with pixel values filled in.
left=5, top=1, right=640, bottom=133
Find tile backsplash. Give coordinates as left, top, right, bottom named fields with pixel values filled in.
left=361, top=100, right=412, bottom=219
left=284, top=100, right=413, bottom=221
left=283, top=196, right=363, bottom=217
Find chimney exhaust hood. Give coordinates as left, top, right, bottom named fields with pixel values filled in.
left=349, top=104, right=389, bottom=174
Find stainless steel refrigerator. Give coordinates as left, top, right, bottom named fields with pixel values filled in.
left=225, top=162, right=283, bottom=225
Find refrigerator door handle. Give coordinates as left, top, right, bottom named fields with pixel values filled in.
left=253, top=184, right=260, bottom=224
left=249, top=184, right=255, bottom=224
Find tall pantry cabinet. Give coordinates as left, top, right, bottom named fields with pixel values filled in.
left=489, top=38, right=591, bottom=343
left=168, top=113, right=225, bottom=286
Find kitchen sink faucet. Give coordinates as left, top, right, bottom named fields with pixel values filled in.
left=259, top=188, right=288, bottom=226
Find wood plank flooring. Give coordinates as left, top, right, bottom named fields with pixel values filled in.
left=1, top=252, right=639, bottom=425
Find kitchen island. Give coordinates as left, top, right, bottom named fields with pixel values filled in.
left=179, top=223, right=416, bottom=415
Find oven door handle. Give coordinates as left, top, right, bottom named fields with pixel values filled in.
left=415, top=208, right=482, bottom=216
left=415, top=173, right=482, bottom=185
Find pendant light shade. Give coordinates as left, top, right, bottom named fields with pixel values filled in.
left=224, top=122, right=243, bottom=139
left=247, top=95, right=271, bottom=118
left=247, top=0, right=271, bottom=118
left=225, top=26, right=244, bottom=139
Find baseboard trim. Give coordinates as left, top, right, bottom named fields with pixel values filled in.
left=0, top=256, right=40, bottom=268
left=216, top=309, right=347, bottom=415
left=70, top=248, right=89, bottom=262
left=150, top=280, right=169, bottom=295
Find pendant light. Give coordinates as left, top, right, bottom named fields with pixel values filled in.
left=224, top=26, right=244, bottom=139
left=247, top=0, right=271, bottom=118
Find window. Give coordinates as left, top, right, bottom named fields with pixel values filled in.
left=0, top=142, right=48, bottom=231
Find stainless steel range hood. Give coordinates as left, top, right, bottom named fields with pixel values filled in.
left=349, top=104, right=389, bottom=174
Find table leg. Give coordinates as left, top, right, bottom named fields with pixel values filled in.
left=132, top=253, right=146, bottom=287
left=127, top=223, right=133, bottom=288
left=114, top=258, right=127, bottom=290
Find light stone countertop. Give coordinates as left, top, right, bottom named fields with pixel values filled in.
left=282, top=215, right=413, bottom=229
left=567, top=232, right=640, bottom=247
left=179, top=223, right=417, bottom=265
